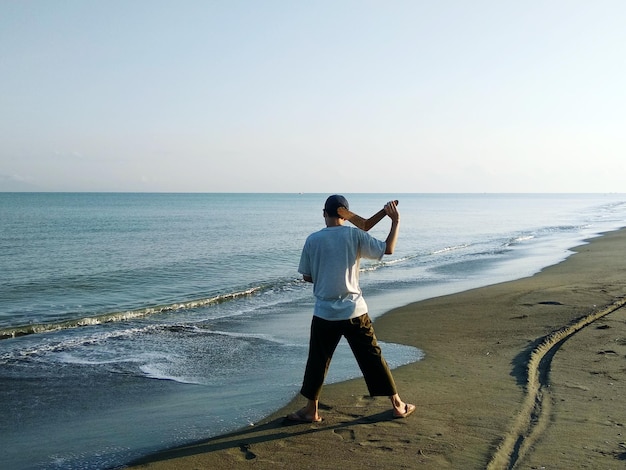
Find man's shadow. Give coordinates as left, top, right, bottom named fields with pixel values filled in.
left=126, top=410, right=394, bottom=467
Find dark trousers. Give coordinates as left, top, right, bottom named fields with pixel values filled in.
left=300, top=313, right=398, bottom=400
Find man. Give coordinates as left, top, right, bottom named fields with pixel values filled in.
left=287, top=195, right=415, bottom=423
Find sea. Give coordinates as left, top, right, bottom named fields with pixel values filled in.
left=1, top=192, right=625, bottom=469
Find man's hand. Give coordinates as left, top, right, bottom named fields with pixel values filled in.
left=384, top=200, right=400, bottom=224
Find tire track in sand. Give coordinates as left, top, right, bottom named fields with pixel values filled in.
left=487, top=296, right=626, bottom=470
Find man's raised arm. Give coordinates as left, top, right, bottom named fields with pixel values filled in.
left=384, top=201, right=400, bottom=255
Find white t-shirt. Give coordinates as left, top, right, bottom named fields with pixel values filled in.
left=298, top=225, right=386, bottom=321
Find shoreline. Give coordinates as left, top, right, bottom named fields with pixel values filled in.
left=127, top=228, right=626, bottom=469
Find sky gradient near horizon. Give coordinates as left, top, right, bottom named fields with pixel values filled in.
left=1, top=1, right=625, bottom=193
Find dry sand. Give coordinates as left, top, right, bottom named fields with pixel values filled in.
left=128, top=229, right=626, bottom=469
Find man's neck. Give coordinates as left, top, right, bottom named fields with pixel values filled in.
left=325, top=217, right=344, bottom=227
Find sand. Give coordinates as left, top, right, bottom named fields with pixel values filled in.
left=128, top=228, right=626, bottom=469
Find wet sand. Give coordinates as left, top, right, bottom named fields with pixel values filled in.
left=128, top=228, right=626, bottom=469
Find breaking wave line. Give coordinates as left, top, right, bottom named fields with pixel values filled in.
left=0, top=287, right=262, bottom=340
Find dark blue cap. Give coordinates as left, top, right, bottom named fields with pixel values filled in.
left=324, top=195, right=349, bottom=218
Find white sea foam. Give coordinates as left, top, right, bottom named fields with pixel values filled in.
left=432, top=243, right=471, bottom=254
left=139, top=364, right=206, bottom=385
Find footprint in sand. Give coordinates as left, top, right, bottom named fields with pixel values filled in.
left=597, top=349, right=619, bottom=357
left=334, top=428, right=356, bottom=441
left=359, top=438, right=394, bottom=451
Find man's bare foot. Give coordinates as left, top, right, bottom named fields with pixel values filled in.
left=390, top=394, right=415, bottom=418
left=286, top=408, right=322, bottom=423
left=392, top=402, right=416, bottom=419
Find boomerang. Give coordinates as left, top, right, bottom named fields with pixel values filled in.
left=337, top=200, right=399, bottom=231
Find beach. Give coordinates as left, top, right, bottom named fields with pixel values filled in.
left=128, top=227, right=626, bottom=469
left=4, top=193, right=624, bottom=469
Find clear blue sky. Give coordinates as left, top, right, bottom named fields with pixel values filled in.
left=1, top=1, right=624, bottom=192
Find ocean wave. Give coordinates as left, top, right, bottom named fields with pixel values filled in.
left=431, top=244, right=471, bottom=255
left=510, top=234, right=535, bottom=243
left=360, top=254, right=418, bottom=273
left=0, top=286, right=265, bottom=340
left=138, top=363, right=207, bottom=385
left=0, top=322, right=289, bottom=366
left=502, top=225, right=591, bottom=248
left=539, top=224, right=583, bottom=234
left=0, top=329, right=135, bottom=364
